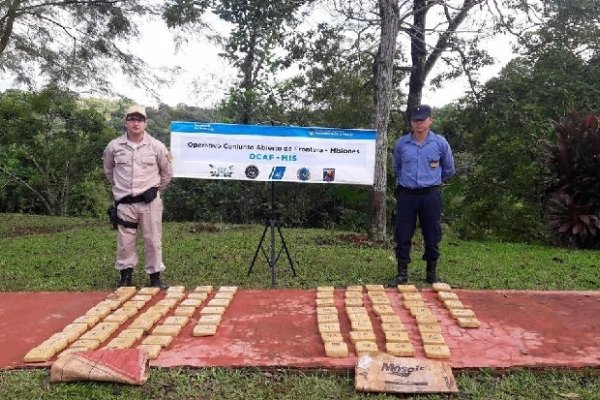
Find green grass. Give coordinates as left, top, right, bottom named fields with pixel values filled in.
left=1, top=212, right=600, bottom=399
left=0, top=214, right=597, bottom=291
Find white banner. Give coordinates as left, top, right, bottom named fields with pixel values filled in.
left=170, top=122, right=376, bottom=185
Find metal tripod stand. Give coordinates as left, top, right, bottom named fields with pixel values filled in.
left=247, top=181, right=297, bottom=287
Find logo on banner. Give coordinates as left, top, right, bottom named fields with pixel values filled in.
left=269, top=166, right=286, bottom=180
left=245, top=165, right=259, bottom=179
left=209, top=164, right=234, bottom=178
left=297, top=167, right=311, bottom=181
left=323, top=168, right=335, bottom=182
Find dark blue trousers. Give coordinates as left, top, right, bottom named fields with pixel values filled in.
left=394, top=189, right=442, bottom=265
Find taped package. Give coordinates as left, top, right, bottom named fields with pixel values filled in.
left=50, top=349, right=149, bottom=385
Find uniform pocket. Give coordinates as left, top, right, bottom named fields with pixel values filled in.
left=428, top=158, right=440, bottom=169
left=141, top=156, right=156, bottom=166
left=115, top=154, right=131, bottom=164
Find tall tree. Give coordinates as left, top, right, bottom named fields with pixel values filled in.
left=163, top=0, right=310, bottom=124
left=0, top=1, right=155, bottom=92
left=369, top=0, right=399, bottom=241
left=328, top=0, right=493, bottom=240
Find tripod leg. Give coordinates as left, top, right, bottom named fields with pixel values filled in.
left=248, top=224, right=269, bottom=276
left=277, top=225, right=297, bottom=277
left=270, top=219, right=277, bottom=288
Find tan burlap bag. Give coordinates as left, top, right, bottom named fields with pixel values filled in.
left=50, top=349, right=149, bottom=385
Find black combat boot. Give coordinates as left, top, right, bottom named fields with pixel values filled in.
left=149, top=272, right=167, bottom=290
left=426, top=261, right=443, bottom=284
left=386, top=263, right=408, bottom=287
left=117, top=268, right=133, bottom=287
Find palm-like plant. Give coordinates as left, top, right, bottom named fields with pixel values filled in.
left=542, top=112, right=600, bottom=248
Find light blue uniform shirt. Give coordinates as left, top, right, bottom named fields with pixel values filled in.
left=393, top=130, right=455, bottom=188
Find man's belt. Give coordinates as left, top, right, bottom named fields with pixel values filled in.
left=108, top=187, right=159, bottom=229
left=397, top=185, right=440, bottom=195
left=118, top=187, right=159, bottom=205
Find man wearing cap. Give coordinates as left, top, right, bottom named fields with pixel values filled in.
left=387, top=104, right=456, bottom=287
left=103, top=105, right=173, bottom=289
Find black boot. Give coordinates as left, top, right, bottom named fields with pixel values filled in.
left=149, top=272, right=167, bottom=290
left=117, top=268, right=133, bottom=287
left=426, top=261, right=443, bottom=284
left=386, top=263, right=408, bottom=287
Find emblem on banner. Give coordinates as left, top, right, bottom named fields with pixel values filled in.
left=297, top=167, right=311, bottom=181
left=209, top=164, right=234, bottom=178
left=245, top=165, right=259, bottom=179
left=323, top=168, right=335, bottom=182
left=269, top=166, right=286, bottom=180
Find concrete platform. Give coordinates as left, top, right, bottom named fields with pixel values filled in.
left=1, top=289, right=600, bottom=370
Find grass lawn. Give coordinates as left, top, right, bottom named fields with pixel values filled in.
left=1, top=213, right=599, bottom=399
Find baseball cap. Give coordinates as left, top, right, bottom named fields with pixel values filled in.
left=126, top=105, right=146, bottom=119
left=410, top=104, right=432, bottom=120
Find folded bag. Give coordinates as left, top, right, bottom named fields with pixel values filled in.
left=50, top=349, right=149, bottom=385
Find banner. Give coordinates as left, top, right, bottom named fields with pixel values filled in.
left=170, top=122, right=377, bottom=185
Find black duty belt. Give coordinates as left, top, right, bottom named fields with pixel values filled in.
left=110, top=187, right=159, bottom=229
left=397, top=185, right=440, bottom=195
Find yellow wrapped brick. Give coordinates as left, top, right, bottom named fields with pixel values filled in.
left=324, top=341, right=348, bottom=357
left=372, top=304, right=395, bottom=316
left=163, top=316, right=190, bottom=326
left=424, top=344, right=451, bottom=359
left=151, top=324, right=182, bottom=337
left=450, top=308, right=475, bottom=319
left=350, top=319, right=373, bottom=331
left=381, top=322, right=406, bottom=332
left=318, top=322, right=341, bottom=334
left=421, top=333, right=446, bottom=345
left=397, top=284, right=417, bottom=293
left=379, top=315, right=402, bottom=325
left=320, top=332, right=344, bottom=343
left=317, top=313, right=339, bottom=324
left=386, top=342, right=415, bottom=357
left=197, top=314, right=222, bottom=325
left=137, top=287, right=160, bottom=296
left=192, top=324, right=218, bottom=337
left=141, top=335, right=173, bottom=348
left=316, top=298, right=336, bottom=307
left=104, top=336, right=137, bottom=349
left=350, top=330, right=376, bottom=343
left=137, top=344, right=162, bottom=359
left=173, top=306, right=196, bottom=317
left=355, top=341, right=378, bottom=355
left=23, top=346, right=56, bottom=363
left=199, top=306, right=226, bottom=315
left=117, top=329, right=145, bottom=341
left=384, top=330, right=410, bottom=343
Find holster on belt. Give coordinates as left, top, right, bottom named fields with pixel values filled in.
left=107, top=187, right=159, bottom=230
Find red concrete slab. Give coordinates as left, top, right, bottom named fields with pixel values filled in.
left=0, top=292, right=108, bottom=369
left=2, top=289, right=600, bottom=370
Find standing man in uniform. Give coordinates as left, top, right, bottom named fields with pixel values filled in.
left=103, top=105, right=173, bottom=289
left=387, top=104, right=455, bottom=287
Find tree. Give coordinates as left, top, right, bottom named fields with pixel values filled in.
left=0, top=1, right=156, bottom=93
left=0, top=86, right=114, bottom=216
left=369, top=0, right=399, bottom=241
left=163, top=0, right=310, bottom=124
left=323, top=0, right=494, bottom=240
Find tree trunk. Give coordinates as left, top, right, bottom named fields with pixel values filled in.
left=0, top=1, right=20, bottom=58
left=406, top=0, right=428, bottom=125
left=240, top=30, right=258, bottom=124
left=368, top=0, right=399, bottom=242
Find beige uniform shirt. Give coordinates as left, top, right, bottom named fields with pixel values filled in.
left=103, top=132, right=173, bottom=201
